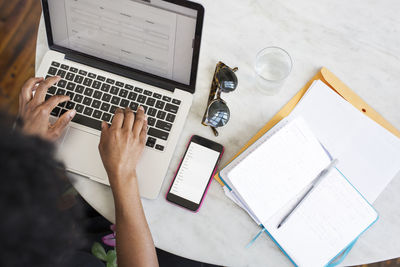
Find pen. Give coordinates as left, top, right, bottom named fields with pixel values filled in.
left=277, top=159, right=339, bottom=229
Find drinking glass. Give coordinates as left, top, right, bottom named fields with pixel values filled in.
left=254, top=46, right=292, bottom=95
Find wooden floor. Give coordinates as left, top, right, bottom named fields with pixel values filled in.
left=0, top=1, right=398, bottom=266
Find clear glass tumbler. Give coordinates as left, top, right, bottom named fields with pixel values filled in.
left=254, top=46, right=293, bottom=95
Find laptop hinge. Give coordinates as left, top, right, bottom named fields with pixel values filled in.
left=65, top=52, right=176, bottom=93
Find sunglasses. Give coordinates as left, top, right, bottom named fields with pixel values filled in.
left=201, top=61, right=238, bottom=136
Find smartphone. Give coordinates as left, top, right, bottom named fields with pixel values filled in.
left=166, top=135, right=224, bottom=212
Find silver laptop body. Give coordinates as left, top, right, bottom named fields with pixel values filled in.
left=37, top=0, right=204, bottom=199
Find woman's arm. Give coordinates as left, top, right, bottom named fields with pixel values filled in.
left=99, top=107, right=158, bottom=267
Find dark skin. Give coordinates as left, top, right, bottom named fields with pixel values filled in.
left=18, top=76, right=159, bottom=267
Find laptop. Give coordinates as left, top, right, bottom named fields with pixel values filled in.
left=37, top=0, right=204, bottom=199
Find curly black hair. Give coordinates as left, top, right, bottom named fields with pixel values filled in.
left=0, top=112, right=84, bottom=266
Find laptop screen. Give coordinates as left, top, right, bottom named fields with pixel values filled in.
left=47, top=0, right=198, bottom=86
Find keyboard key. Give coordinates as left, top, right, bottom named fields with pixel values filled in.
left=51, top=61, right=60, bottom=67
left=144, top=90, right=152, bottom=96
left=75, top=104, right=84, bottom=113
left=162, top=96, right=171, bottom=102
left=66, top=91, right=74, bottom=99
left=146, top=137, right=156, bottom=148
left=116, top=81, right=124, bottom=87
left=148, top=108, right=157, bottom=117
left=129, top=102, right=138, bottom=111
left=58, top=79, right=67, bottom=88
left=134, top=87, right=143, bottom=93
left=79, top=70, right=87, bottom=76
left=66, top=101, right=75, bottom=110
left=155, top=100, right=165, bottom=109
left=92, top=81, right=101, bottom=89
left=56, top=88, right=66, bottom=96
left=101, top=83, right=110, bottom=92
left=119, top=89, right=128, bottom=98
left=48, top=86, right=57, bottom=94
left=147, top=117, right=156, bottom=126
left=97, top=75, right=106, bottom=82
left=102, top=113, right=111, bottom=122
left=110, top=86, right=119, bottom=95
left=146, top=97, right=156, bottom=106
left=106, top=78, right=115, bottom=84
left=66, top=72, right=75, bottom=81
left=83, top=78, right=92, bottom=87
left=66, top=82, right=76, bottom=91
left=111, top=96, right=120, bottom=105
left=93, top=110, right=102, bottom=119
left=109, top=105, right=118, bottom=114
left=93, top=90, right=102, bottom=99
left=72, top=114, right=102, bottom=131
left=70, top=67, right=78, bottom=73
left=74, top=94, right=83, bottom=103
left=74, top=75, right=84, bottom=84
left=156, top=110, right=166, bottom=120
left=83, top=107, right=94, bottom=116
left=75, top=85, right=84, bottom=94
left=172, top=99, right=181, bottom=105
left=155, top=144, right=164, bottom=151
left=148, top=127, right=169, bottom=140
left=60, top=109, right=68, bottom=117
left=83, top=97, right=92, bottom=106
left=61, top=64, right=69, bottom=70
left=51, top=106, right=61, bottom=116
left=142, top=105, right=148, bottom=113
left=153, top=93, right=162, bottom=99
left=137, top=95, right=146, bottom=103
left=57, top=69, right=66, bottom=78
left=156, top=120, right=172, bottom=131
left=88, top=73, right=96, bottom=79
left=58, top=101, right=66, bottom=108
left=166, top=113, right=176, bottom=123
left=120, top=99, right=129, bottom=108
left=84, top=88, right=94, bottom=97
left=125, top=84, right=133, bottom=90
left=128, top=92, right=137, bottom=101
left=102, top=93, right=111, bottom=102
left=92, top=100, right=101, bottom=109
left=48, top=67, right=58, bottom=75
left=101, top=103, right=111, bottom=112
left=45, top=94, right=51, bottom=101
left=164, top=103, right=179, bottom=114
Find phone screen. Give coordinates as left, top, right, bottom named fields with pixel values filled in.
left=167, top=136, right=223, bottom=211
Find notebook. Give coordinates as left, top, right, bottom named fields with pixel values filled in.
left=220, top=117, right=378, bottom=267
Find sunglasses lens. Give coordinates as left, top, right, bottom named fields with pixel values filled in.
left=216, top=68, right=238, bottom=92
left=205, top=100, right=230, bottom=127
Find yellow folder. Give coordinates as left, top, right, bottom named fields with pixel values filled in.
left=214, top=67, right=400, bottom=186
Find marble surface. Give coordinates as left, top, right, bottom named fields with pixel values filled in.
left=36, top=0, right=400, bottom=266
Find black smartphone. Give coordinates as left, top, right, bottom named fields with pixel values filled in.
left=166, top=135, right=224, bottom=212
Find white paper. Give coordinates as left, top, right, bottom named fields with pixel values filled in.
left=289, top=80, right=400, bottom=202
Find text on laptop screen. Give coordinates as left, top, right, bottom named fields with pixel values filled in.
left=48, top=0, right=198, bottom=85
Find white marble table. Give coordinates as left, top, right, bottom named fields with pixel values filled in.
left=36, top=0, right=400, bottom=266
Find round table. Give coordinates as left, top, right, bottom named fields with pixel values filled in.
left=36, top=0, right=400, bottom=266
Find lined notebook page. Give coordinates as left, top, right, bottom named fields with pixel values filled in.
left=227, top=117, right=331, bottom=224
left=266, top=169, right=378, bottom=267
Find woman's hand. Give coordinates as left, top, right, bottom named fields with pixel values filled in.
left=18, top=76, right=76, bottom=141
left=98, top=107, right=147, bottom=190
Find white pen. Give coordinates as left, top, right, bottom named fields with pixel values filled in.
left=277, top=159, right=339, bottom=229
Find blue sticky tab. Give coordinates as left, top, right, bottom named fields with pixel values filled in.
left=246, top=226, right=266, bottom=248
left=326, top=238, right=358, bottom=267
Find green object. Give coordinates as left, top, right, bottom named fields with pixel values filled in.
left=91, top=242, right=107, bottom=261
left=106, top=250, right=117, bottom=267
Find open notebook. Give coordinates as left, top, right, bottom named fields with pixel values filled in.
left=220, top=117, right=378, bottom=267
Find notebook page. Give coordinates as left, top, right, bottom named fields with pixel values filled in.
left=227, top=117, right=331, bottom=224
left=289, top=80, right=400, bottom=202
left=265, top=169, right=378, bottom=267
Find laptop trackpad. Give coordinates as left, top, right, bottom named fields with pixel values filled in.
left=60, top=127, right=108, bottom=182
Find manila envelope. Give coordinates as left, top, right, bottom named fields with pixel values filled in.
left=214, top=67, right=400, bottom=186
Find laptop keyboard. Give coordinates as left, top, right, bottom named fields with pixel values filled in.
left=45, top=61, right=181, bottom=152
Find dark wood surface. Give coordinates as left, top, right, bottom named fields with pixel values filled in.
left=0, top=1, right=398, bottom=266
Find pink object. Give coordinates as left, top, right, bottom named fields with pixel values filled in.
left=102, top=224, right=116, bottom=247
left=166, top=135, right=224, bottom=213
